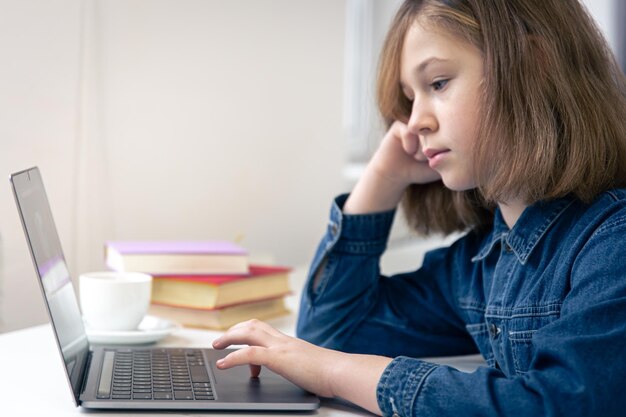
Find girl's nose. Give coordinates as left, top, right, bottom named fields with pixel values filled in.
left=407, top=99, right=438, bottom=136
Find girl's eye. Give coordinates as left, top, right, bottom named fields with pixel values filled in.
left=431, top=79, right=449, bottom=91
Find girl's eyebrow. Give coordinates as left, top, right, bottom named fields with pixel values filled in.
left=417, top=57, right=451, bottom=73
left=400, top=57, right=451, bottom=90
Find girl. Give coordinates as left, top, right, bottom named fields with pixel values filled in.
left=212, top=0, right=626, bottom=415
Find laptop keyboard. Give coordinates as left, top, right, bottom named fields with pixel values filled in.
left=96, top=348, right=215, bottom=401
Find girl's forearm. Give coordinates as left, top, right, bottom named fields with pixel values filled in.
left=329, top=353, right=393, bottom=415
left=344, top=165, right=406, bottom=214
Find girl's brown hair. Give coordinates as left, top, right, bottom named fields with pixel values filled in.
left=377, top=0, right=626, bottom=235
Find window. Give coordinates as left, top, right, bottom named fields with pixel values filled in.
left=343, top=0, right=402, bottom=171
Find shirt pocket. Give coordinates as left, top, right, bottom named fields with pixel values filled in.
left=506, top=303, right=561, bottom=375
left=508, top=329, right=537, bottom=375
left=465, top=322, right=496, bottom=368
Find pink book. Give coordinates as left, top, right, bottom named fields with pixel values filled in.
left=105, top=240, right=249, bottom=275
left=105, top=240, right=247, bottom=255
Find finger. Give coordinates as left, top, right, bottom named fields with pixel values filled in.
left=399, top=129, right=420, bottom=156
left=227, top=319, right=283, bottom=339
left=227, top=319, right=278, bottom=333
left=392, top=121, right=426, bottom=161
left=227, top=319, right=256, bottom=331
left=245, top=319, right=284, bottom=337
left=412, top=147, right=428, bottom=162
left=212, top=324, right=276, bottom=349
left=215, top=346, right=267, bottom=370
left=249, top=364, right=262, bottom=378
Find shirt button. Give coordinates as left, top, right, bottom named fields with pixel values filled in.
left=504, top=243, right=513, bottom=253
left=489, top=323, right=501, bottom=338
left=330, top=223, right=339, bottom=236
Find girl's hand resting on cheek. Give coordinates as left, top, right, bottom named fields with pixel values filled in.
left=211, top=319, right=346, bottom=398
left=343, top=120, right=443, bottom=214
left=370, top=120, right=442, bottom=188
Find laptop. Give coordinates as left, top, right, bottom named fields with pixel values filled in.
left=10, top=166, right=319, bottom=411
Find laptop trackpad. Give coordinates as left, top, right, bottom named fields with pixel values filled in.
left=206, top=348, right=315, bottom=404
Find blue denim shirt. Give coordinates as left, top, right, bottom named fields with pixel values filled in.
left=297, top=190, right=626, bottom=417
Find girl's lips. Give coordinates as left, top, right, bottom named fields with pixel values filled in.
left=423, top=148, right=448, bottom=159
left=423, top=148, right=450, bottom=168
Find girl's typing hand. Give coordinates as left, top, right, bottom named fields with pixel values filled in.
left=211, top=319, right=392, bottom=415
left=211, top=319, right=343, bottom=398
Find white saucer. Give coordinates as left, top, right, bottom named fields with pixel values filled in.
left=85, top=315, right=179, bottom=345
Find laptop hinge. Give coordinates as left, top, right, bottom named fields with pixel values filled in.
left=79, top=350, right=94, bottom=398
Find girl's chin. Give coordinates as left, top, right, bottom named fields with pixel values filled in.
left=440, top=176, right=478, bottom=192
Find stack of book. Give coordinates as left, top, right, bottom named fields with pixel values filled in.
left=104, top=240, right=291, bottom=330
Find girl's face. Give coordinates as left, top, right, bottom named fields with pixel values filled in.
left=400, top=22, right=483, bottom=191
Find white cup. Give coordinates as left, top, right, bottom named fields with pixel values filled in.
left=79, top=271, right=152, bottom=331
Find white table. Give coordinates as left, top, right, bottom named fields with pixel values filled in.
left=0, top=268, right=484, bottom=416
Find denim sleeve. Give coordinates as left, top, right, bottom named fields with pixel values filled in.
left=377, top=220, right=626, bottom=417
left=296, top=194, right=476, bottom=358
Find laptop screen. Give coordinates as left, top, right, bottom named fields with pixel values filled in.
left=10, top=167, right=89, bottom=404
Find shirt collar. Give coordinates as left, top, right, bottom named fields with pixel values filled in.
left=471, top=196, right=576, bottom=265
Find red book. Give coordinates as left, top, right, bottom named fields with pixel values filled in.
left=150, top=265, right=291, bottom=309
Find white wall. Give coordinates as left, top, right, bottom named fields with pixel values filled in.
left=75, top=0, right=346, bottom=270
left=0, top=0, right=83, bottom=332
left=0, top=0, right=346, bottom=333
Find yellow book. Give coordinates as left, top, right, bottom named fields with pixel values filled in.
left=149, top=297, right=290, bottom=330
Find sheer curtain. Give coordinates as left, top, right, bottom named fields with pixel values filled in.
left=343, top=0, right=401, bottom=168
